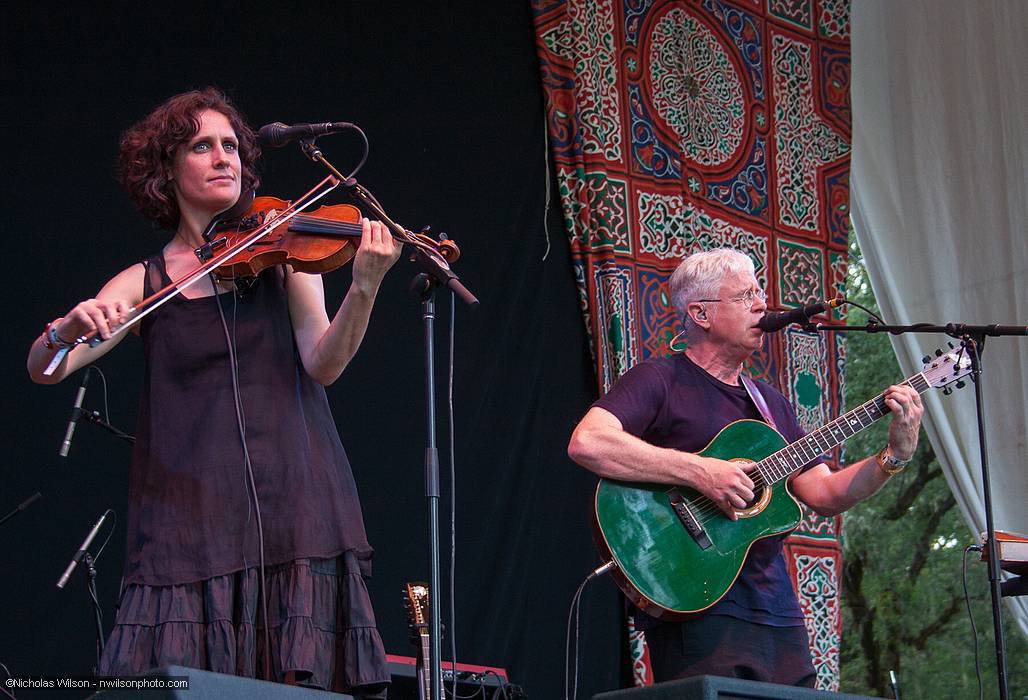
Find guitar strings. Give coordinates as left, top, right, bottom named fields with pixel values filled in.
left=681, top=386, right=912, bottom=524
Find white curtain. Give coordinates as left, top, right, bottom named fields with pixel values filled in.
left=851, top=0, right=1028, bottom=636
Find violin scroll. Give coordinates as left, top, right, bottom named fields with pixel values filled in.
left=408, top=230, right=461, bottom=264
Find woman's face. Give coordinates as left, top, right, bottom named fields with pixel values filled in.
left=169, top=109, right=242, bottom=218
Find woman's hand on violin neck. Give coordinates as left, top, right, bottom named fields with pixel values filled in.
left=351, top=218, right=403, bottom=296
left=61, top=298, right=134, bottom=342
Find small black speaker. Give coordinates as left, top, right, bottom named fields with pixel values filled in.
left=87, top=665, right=354, bottom=699
left=591, top=675, right=880, bottom=700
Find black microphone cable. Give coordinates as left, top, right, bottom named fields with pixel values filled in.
left=258, top=121, right=370, bottom=180
left=0, top=662, right=18, bottom=700
left=447, top=290, right=459, bottom=700
left=963, top=543, right=985, bottom=700
left=211, top=270, right=273, bottom=679
left=565, top=562, right=614, bottom=700
left=88, top=510, right=117, bottom=668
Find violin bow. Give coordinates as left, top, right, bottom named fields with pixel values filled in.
left=43, top=174, right=341, bottom=376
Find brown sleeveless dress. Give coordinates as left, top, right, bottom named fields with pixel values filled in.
left=98, top=255, right=389, bottom=694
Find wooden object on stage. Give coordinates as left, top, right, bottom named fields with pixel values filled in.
left=981, top=530, right=1028, bottom=575
left=402, top=582, right=431, bottom=700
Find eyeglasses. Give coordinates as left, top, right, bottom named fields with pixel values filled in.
left=696, top=288, right=768, bottom=306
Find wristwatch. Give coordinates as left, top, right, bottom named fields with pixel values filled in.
left=876, top=446, right=911, bottom=476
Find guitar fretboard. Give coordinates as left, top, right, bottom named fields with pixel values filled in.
left=755, top=373, right=930, bottom=484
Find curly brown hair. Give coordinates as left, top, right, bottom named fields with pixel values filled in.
left=117, top=87, right=260, bottom=230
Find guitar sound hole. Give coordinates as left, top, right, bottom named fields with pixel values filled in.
left=742, top=482, right=766, bottom=510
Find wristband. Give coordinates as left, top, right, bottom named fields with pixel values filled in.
left=43, top=319, right=75, bottom=350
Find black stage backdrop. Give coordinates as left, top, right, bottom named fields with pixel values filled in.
left=1, top=4, right=623, bottom=698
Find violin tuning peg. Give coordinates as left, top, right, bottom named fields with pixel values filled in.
left=438, top=232, right=449, bottom=240
left=418, top=225, right=432, bottom=233
left=922, top=355, right=931, bottom=364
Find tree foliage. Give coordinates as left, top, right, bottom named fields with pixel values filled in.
left=837, top=235, right=1027, bottom=697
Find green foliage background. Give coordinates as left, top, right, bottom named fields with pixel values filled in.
left=837, top=236, right=1027, bottom=697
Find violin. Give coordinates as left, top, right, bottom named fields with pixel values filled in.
left=206, top=196, right=460, bottom=282
left=43, top=174, right=464, bottom=376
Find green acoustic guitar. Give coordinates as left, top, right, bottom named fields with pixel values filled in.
left=593, top=344, right=972, bottom=620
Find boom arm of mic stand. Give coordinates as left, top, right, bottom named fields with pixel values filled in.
left=803, top=320, right=1016, bottom=699
left=299, top=140, right=480, bottom=308
left=805, top=321, right=1026, bottom=338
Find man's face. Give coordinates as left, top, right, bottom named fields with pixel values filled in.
left=703, top=270, right=768, bottom=355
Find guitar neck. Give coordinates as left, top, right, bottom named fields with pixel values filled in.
left=418, top=630, right=431, bottom=700
left=757, top=372, right=931, bottom=485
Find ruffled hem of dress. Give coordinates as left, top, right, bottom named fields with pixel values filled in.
left=98, top=552, right=389, bottom=693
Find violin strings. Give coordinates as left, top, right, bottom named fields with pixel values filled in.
left=291, top=215, right=362, bottom=235
left=290, top=212, right=451, bottom=262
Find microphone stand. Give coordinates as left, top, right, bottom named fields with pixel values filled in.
left=84, top=552, right=105, bottom=674
left=802, top=319, right=1026, bottom=700
left=56, top=510, right=114, bottom=676
left=411, top=271, right=443, bottom=700
left=297, top=137, right=479, bottom=308
left=295, top=136, right=479, bottom=700
left=77, top=410, right=135, bottom=446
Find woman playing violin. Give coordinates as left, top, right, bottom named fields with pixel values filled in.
left=27, top=88, right=400, bottom=697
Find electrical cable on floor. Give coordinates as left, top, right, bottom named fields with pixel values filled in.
left=963, top=543, right=984, bottom=700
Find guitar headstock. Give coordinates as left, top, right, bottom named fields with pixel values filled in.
left=403, top=581, right=430, bottom=643
left=921, top=342, right=973, bottom=391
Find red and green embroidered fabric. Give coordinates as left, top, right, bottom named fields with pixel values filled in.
left=533, top=0, right=851, bottom=690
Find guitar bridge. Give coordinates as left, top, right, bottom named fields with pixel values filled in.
left=667, top=488, right=712, bottom=550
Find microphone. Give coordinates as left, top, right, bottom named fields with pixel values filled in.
left=756, top=299, right=841, bottom=333
left=257, top=121, right=353, bottom=148
left=59, top=367, right=91, bottom=457
left=56, top=510, right=109, bottom=589
left=0, top=492, right=42, bottom=529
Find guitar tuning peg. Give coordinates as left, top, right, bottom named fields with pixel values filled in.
left=948, top=341, right=955, bottom=349
left=956, top=380, right=966, bottom=389
left=943, top=387, right=953, bottom=396
left=935, top=348, right=944, bottom=357
left=922, top=355, right=931, bottom=364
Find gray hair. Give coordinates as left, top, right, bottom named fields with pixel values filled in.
left=669, top=248, right=755, bottom=328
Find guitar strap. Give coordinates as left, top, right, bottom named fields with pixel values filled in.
left=740, top=374, right=779, bottom=431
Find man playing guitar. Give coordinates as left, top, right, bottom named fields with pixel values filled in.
left=568, top=248, right=924, bottom=686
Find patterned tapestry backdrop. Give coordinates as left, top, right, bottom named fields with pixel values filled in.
left=532, top=0, right=851, bottom=690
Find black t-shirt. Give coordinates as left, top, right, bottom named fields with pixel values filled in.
left=593, top=352, right=809, bottom=627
